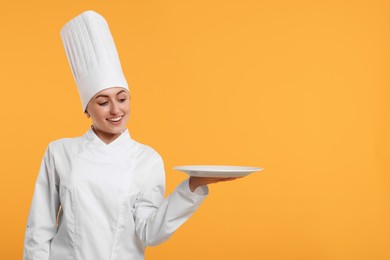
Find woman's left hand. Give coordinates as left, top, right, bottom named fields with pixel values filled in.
left=188, top=176, right=242, bottom=192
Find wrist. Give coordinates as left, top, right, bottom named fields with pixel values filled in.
left=189, top=177, right=199, bottom=192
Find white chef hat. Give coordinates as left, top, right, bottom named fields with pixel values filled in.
left=60, top=10, right=129, bottom=112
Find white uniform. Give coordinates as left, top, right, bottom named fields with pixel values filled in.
left=23, top=128, right=208, bottom=260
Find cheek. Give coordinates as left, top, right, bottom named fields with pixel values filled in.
left=89, top=106, right=109, bottom=120
left=121, top=103, right=130, bottom=113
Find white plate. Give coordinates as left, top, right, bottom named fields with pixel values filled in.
left=173, top=165, right=264, bottom=177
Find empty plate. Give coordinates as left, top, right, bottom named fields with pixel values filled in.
left=173, top=165, right=264, bottom=177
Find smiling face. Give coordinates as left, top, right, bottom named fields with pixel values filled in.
left=85, top=87, right=130, bottom=144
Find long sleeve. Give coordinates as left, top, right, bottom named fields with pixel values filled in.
left=133, top=154, right=208, bottom=247
left=23, top=143, right=60, bottom=260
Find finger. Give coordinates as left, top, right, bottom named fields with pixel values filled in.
left=211, top=177, right=241, bottom=183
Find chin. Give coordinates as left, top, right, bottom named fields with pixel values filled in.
left=97, top=125, right=124, bottom=135
left=107, top=127, right=125, bottom=134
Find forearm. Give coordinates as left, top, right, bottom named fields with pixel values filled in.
left=135, top=178, right=208, bottom=246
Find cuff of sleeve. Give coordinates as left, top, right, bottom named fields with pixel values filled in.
left=193, top=183, right=209, bottom=196
left=182, top=178, right=209, bottom=197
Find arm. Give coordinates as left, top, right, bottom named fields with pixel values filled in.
left=23, top=144, right=60, bottom=260
left=133, top=154, right=208, bottom=247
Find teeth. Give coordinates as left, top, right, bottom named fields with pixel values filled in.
left=108, top=116, right=122, bottom=122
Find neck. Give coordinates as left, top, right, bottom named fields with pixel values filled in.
left=91, top=125, right=125, bottom=144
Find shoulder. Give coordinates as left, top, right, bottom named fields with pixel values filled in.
left=131, top=139, right=163, bottom=163
left=130, top=140, right=166, bottom=183
left=48, top=136, right=82, bottom=148
left=45, top=136, right=83, bottom=155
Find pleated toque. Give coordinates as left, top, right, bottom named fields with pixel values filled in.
left=60, top=10, right=129, bottom=112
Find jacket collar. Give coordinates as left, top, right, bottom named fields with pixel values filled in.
left=85, top=125, right=133, bottom=150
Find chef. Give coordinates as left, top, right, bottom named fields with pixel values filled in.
left=23, top=10, right=237, bottom=260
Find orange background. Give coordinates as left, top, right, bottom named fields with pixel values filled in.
left=1, top=0, right=389, bottom=259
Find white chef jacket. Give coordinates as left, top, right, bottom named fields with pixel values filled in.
left=23, top=127, right=208, bottom=260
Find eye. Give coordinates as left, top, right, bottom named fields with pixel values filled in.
left=119, top=98, right=126, bottom=103
left=98, top=101, right=108, bottom=106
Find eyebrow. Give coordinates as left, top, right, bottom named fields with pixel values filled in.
left=94, top=90, right=127, bottom=99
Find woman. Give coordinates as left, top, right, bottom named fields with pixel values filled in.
left=23, top=10, right=237, bottom=260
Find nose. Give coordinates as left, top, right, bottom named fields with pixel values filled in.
left=110, top=101, right=120, bottom=115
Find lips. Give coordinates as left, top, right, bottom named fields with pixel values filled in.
left=107, top=116, right=123, bottom=122
left=106, top=116, right=124, bottom=125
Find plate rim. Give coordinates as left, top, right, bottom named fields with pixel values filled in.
left=173, top=165, right=264, bottom=173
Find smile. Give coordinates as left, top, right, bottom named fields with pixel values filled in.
left=107, top=116, right=123, bottom=122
